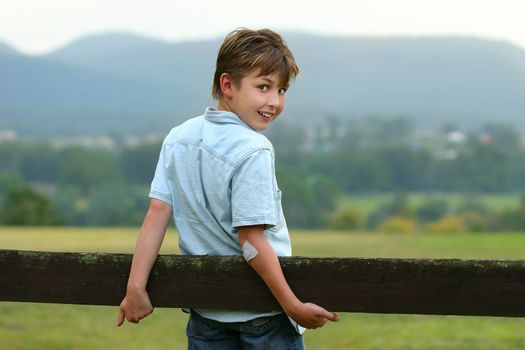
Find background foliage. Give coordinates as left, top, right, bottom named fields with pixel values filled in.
left=1, top=118, right=525, bottom=230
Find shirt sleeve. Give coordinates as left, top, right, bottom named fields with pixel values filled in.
left=149, top=142, right=173, bottom=206
left=231, top=148, right=276, bottom=229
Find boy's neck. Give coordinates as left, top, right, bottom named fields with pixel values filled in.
left=216, top=98, right=233, bottom=114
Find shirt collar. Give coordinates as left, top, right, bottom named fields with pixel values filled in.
left=204, top=107, right=254, bottom=130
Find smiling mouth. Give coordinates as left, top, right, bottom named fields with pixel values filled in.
left=258, top=111, right=273, bottom=120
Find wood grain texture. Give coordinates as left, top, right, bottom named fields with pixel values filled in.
left=1, top=249, right=525, bottom=317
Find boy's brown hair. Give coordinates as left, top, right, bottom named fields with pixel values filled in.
left=212, top=28, right=299, bottom=100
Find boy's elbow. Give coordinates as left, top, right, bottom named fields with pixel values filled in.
left=237, top=225, right=265, bottom=243
left=149, top=199, right=173, bottom=215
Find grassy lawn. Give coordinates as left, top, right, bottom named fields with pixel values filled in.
left=1, top=226, right=525, bottom=349
left=337, top=192, right=522, bottom=215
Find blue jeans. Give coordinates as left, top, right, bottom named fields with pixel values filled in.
left=186, top=310, right=305, bottom=350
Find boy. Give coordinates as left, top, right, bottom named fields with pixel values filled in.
left=117, top=28, right=338, bottom=349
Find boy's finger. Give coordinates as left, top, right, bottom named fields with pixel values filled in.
left=116, top=308, right=125, bottom=327
left=317, top=318, right=327, bottom=327
left=327, top=312, right=339, bottom=321
left=320, top=308, right=339, bottom=322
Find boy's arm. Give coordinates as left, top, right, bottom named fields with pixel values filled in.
left=116, top=198, right=173, bottom=326
left=238, top=225, right=339, bottom=329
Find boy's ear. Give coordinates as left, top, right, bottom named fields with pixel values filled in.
left=219, top=73, right=235, bottom=99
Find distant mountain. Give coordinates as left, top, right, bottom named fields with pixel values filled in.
left=287, top=34, right=525, bottom=126
left=0, top=45, right=186, bottom=137
left=47, top=32, right=218, bottom=104
left=0, top=42, right=19, bottom=56
left=1, top=32, right=524, bottom=137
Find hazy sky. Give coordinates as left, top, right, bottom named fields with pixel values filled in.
left=1, top=0, right=524, bottom=54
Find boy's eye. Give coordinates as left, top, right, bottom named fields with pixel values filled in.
left=278, top=88, right=287, bottom=95
left=258, top=85, right=269, bottom=92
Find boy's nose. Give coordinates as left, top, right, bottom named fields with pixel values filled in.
left=267, top=91, right=281, bottom=108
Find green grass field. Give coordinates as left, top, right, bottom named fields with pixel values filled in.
left=1, top=226, right=525, bottom=349
left=337, top=192, right=522, bottom=215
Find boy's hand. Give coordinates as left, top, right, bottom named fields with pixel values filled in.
left=116, top=288, right=154, bottom=326
left=287, top=301, right=339, bottom=329
left=237, top=225, right=339, bottom=330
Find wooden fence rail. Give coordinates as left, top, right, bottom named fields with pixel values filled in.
left=1, top=249, right=525, bottom=317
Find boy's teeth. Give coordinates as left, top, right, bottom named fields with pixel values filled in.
left=259, top=112, right=272, bottom=118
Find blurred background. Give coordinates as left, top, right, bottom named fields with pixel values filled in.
left=1, top=0, right=525, bottom=231
left=1, top=1, right=525, bottom=349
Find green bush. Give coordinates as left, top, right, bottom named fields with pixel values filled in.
left=425, top=215, right=465, bottom=234
left=458, top=211, right=489, bottom=232
left=415, top=197, right=449, bottom=223
left=456, top=196, right=489, bottom=215
left=280, top=173, right=340, bottom=228
left=1, top=185, right=60, bottom=225
left=367, top=192, right=413, bottom=229
left=378, top=216, right=416, bottom=234
left=495, top=207, right=525, bottom=231
left=329, top=208, right=364, bottom=230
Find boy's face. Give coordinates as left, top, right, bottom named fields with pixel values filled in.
left=220, top=69, right=288, bottom=131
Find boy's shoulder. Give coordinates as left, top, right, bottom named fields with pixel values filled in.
left=163, top=115, right=204, bottom=142
left=160, top=110, right=275, bottom=165
left=227, top=123, right=273, bottom=150
left=208, top=120, right=275, bottom=165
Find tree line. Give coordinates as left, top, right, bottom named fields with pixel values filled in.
left=1, top=117, right=525, bottom=228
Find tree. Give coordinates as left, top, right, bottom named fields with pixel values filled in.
left=0, top=171, right=21, bottom=194
left=84, top=183, right=149, bottom=226
left=1, top=185, right=58, bottom=225
left=367, top=193, right=412, bottom=229
left=278, top=172, right=339, bottom=228
left=329, top=208, right=364, bottom=230
left=415, top=198, right=449, bottom=223
left=119, top=142, right=161, bottom=184
left=58, top=148, right=123, bottom=193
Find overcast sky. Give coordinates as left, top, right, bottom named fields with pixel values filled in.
left=1, top=0, right=524, bottom=55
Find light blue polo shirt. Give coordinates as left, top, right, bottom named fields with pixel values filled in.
left=149, top=107, right=291, bottom=323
